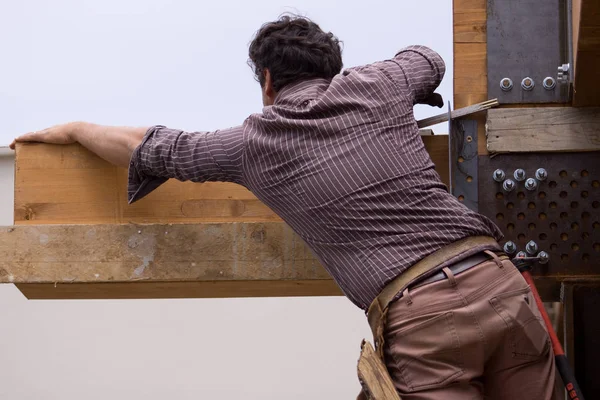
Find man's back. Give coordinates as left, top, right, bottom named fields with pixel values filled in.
left=241, top=46, right=502, bottom=308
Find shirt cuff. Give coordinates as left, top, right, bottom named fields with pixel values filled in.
left=127, top=125, right=168, bottom=204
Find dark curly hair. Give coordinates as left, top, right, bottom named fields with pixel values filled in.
left=248, top=15, right=343, bottom=92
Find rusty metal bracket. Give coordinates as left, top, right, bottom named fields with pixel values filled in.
left=450, top=118, right=478, bottom=211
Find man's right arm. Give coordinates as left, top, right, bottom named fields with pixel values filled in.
left=11, top=122, right=147, bottom=168
left=379, top=45, right=446, bottom=105
left=11, top=122, right=246, bottom=204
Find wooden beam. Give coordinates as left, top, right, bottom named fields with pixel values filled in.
left=2, top=219, right=594, bottom=300
left=486, top=107, right=600, bottom=153
left=14, top=137, right=450, bottom=225
left=15, top=280, right=342, bottom=300
left=572, top=0, right=600, bottom=106
left=14, top=143, right=279, bottom=225
left=0, top=223, right=326, bottom=283
left=453, top=0, right=488, bottom=156
left=0, top=222, right=341, bottom=299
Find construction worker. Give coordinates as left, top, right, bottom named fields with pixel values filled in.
left=11, top=15, right=558, bottom=400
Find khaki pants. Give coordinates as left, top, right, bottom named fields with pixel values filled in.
left=382, top=256, right=559, bottom=400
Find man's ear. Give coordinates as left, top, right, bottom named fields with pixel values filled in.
left=263, top=69, right=276, bottom=105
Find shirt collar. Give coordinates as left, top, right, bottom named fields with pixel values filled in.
left=274, top=78, right=330, bottom=107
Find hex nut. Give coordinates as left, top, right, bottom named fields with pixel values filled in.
left=503, top=241, right=517, bottom=254
left=543, top=77, right=556, bottom=90
left=493, top=169, right=506, bottom=182
left=513, top=169, right=526, bottom=181
left=525, top=178, right=538, bottom=191
left=521, top=77, right=535, bottom=91
left=503, top=179, right=516, bottom=192
left=535, top=168, right=548, bottom=181
left=538, top=251, right=550, bottom=264
left=526, top=240, right=539, bottom=255
left=500, top=78, right=513, bottom=91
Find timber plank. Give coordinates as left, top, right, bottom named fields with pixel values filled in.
left=0, top=223, right=328, bottom=283
left=453, top=43, right=487, bottom=109
left=14, top=143, right=280, bottom=224
left=0, top=222, right=342, bottom=300
left=486, top=107, right=600, bottom=153
left=15, top=280, right=342, bottom=300
left=453, top=0, right=488, bottom=155
left=453, top=0, right=486, bottom=44
left=14, top=137, right=450, bottom=225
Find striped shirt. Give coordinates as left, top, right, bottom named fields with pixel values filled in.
left=128, top=45, right=503, bottom=310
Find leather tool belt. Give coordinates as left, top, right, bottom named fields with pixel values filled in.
left=357, top=236, right=504, bottom=399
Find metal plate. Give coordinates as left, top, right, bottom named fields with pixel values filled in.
left=451, top=119, right=478, bottom=211
left=487, top=0, right=570, bottom=104
left=479, top=153, right=600, bottom=275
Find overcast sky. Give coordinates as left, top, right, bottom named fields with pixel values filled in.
left=0, top=0, right=452, bottom=146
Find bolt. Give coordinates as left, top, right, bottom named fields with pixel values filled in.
left=503, top=179, right=516, bottom=192
left=526, top=240, right=539, bottom=255
left=516, top=251, right=527, bottom=259
left=503, top=241, right=517, bottom=255
left=538, top=251, right=550, bottom=264
left=535, top=168, right=548, bottom=181
left=513, top=169, right=526, bottom=181
left=525, top=178, right=538, bottom=191
left=557, top=63, right=570, bottom=83
left=543, top=77, right=556, bottom=90
left=493, top=169, right=506, bottom=182
left=521, top=77, right=535, bottom=91
left=500, top=78, right=513, bottom=91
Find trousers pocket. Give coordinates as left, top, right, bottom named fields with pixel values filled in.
left=490, top=286, right=550, bottom=360
left=389, top=311, right=464, bottom=392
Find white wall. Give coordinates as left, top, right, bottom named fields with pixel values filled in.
left=0, top=1, right=452, bottom=398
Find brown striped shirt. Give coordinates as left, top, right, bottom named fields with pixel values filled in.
left=128, top=45, right=503, bottom=309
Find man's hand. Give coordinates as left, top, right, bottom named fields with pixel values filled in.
left=417, top=92, right=444, bottom=108
left=10, top=122, right=148, bottom=168
left=10, top=122, right=79, bottom=149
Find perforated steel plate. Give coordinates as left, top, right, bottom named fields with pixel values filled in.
left=479, top=153, right=600, bottom=276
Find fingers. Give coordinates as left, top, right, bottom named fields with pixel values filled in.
left=10, top=130, right=43, bottom=149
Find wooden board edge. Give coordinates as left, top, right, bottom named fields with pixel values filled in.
left=14, top=279, right=344, bottom=300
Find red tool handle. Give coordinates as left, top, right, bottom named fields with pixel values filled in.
left=522, top=271, right=585, bottom=400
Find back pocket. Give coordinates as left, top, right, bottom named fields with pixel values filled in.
left=490, top=286, right=551, bottom=360
left=390, top=311, right=464, bottom=392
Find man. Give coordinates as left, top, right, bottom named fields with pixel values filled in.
left=12, top=15, right=557, bottom=400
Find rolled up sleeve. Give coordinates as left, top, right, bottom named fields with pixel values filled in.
left=379, top=45, right=446, bottom=105
left=128, top=125, right=245, bottom=203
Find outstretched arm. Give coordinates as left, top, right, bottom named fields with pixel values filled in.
left=10, top=122, right=147, bottom=168
left=379, top=45, right=446, bottom=107
left=11, top=123, right=246, bottom=203
left=127, top=125, right=245, bottom=203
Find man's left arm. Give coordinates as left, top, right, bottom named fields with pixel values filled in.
left=128, top=125, right=245, bottom=203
